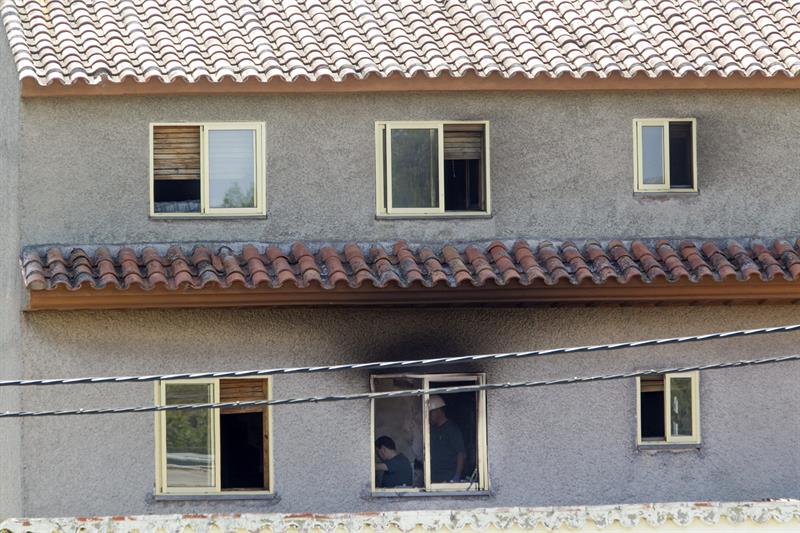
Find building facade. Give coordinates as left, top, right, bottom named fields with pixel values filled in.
left=0, top=0, right=799, bottom=528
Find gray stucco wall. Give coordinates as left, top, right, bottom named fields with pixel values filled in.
left=16, top=306, right=800, bottom=517
left=0, top=31, right=22, bottom=520
left=16, top=90, right=800, bottom=245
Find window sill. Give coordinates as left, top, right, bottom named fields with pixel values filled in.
left=376, top=212, right=492, bottom=220
left=367, top=490, right=492, bottom=499
left=149, top=214, right=267, bottom=220
left=633, top=191, right=699, bottom=198
left=154, top=492, right=277, bottom=501
left=637, top=442, right=701, bottom=452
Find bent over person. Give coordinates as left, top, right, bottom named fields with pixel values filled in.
left=375, top=436, right=413, bottom=488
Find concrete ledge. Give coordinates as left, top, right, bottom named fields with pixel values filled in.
left=153, top=492, right=277, bottom=502
left=366, top=490, right=492, bottom=499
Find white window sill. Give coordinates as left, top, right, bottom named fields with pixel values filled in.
left=633, top=191, right=699, bottom=198
left=376, top=212, right=492, bottom=220
left=367, top=490, right=492, bottom=499
left=149, top=214, right=267, bottom=220
left=637, top=442, right=701, bottom=452
left=154, top=492, right=277, bottom=501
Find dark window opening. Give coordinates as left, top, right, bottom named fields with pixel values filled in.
left=668, top=122, right=694, bottom=189
left=640, top=376, right=665, bottom=440
left=444, top=160, right=482, bottom=211
left=219, top=379, right=269, bottom=491
left=221, top=412, right=265, bottom=490
left=429, top=380, right=479, bottom=485
left=153, top=179, right=200, bottom=213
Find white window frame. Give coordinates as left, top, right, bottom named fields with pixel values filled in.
left=370, top=372, right=489, bottom=493
left=636, top=371, right=701, bottom=445
left=149, top=122, right=266, bottom=217
left=375, top=121, right=491, bottom=217
left=154, top=377, right=273, bottom=496
left=633, top=118, right=697, bottom=193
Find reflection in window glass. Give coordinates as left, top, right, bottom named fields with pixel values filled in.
left=373, top=377, right=424, bottom=489
left=208, top=130, right=256, bottom=209
left=164, top=384, right=215, bottom=488
left=642, top=126, right=665, bottom=185
left=669, top=377, right=693, bottom=437
left=391, top=129, right=439, bottom=208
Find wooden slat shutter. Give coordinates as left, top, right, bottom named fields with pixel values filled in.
left=219, top=379, right=268, bottom=414
left=443, top=123, right=484, bottom=160
left=152, top=125, right=201, bottom=181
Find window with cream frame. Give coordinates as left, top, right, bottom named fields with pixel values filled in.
left=371, top=373, right=488, bottom=493
left=154, top=377, right=272, bottom=495
left=375, top=121, right=490, bottom=216
left=150, top=122, right=266, bottom=217
left=633, top=118, right=697, bottom=192
left=636, top=371, right=700, bottom=445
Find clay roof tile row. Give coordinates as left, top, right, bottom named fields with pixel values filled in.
left=20, top=238, right=800, bottom=292
left=2, top=1, right=799, bottom=86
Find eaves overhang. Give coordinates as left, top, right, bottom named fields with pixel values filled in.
left=20, top=238, right=800, bottom=311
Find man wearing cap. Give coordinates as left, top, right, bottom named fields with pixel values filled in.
left=428, top=394, right=466, bottom=483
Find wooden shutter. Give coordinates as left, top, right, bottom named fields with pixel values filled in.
left=443, top=123, right=484, bottom=160
left=219, top=379, right=268, bottom=414
left=152, top=125, right=201, bottom=181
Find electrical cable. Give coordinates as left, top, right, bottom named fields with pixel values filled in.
left=1, top=323, right=799, bottom=387
left=1, top=353, right=797, bottom=418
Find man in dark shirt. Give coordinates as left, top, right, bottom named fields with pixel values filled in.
left=428, top=395, right=466, bottom=483
left=375, top=435, right=413, bottom=488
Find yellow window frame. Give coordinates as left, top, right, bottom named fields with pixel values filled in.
left=149, top=122, right=266, bottom=218
left=375, top=120, right=491, bottom=217
left=635, top=371, right=701, bottom=445
left=633, top=118, right=697, bottom=193
left=370, top=372, right=489, bottom=493
left=154, top=377, right=274, bottom=496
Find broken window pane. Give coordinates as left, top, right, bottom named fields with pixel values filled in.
left=669, top=122, right=694, bottom=189
left=208, top=129, right=256, bottom=209
left=373, top=377, right=424, bottom=488
left=642, top=125, right=665, bottom=185
left=164, top=383, right=215, bottom=488
left=390, top=128, right=439, bottom=209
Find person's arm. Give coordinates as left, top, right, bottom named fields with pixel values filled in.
left=375, top=462, right=388, bottom=472
left=453, top=452, right=465, bottom=481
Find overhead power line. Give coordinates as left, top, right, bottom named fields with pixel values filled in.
left=1, top=353, right=797, bottom=418
left=1, top=323, right=799, bottom=388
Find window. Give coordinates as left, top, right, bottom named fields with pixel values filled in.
left=636, top=372, right=700, bottom=445
left=633, top=119, right=697, bottom=192
left=155, top=378, right=271, bottom=494
left=375, top=121, right=490, bottom=215
left=371, top=373, right=488, bottom=492
left=150, top=123, right=265, bottom=216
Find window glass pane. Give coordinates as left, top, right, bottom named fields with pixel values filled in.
left=669, top=377, right=693, bottom=437
left=373, top=377, right=424, bottom=489
left=208, top=129, right=256, bottom=209
left=429, top=379, right=478, bottom=486
left=164, top=383, right=215, bottom=488
left=390, top=128, right=439, bottom=208
left=641, top=125, right=665, bottom=185
left=669, top=122, right=694, bottom=189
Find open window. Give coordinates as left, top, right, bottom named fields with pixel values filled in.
left=155, top=378, right=271, bottom=495
left=633, top=119, right=697, bottom=192
left=637, top=371, right=700, bottom=445
left=375, top=121, right=490, bottom=216
left=371, top=373, right=488, bottom=492
left=150, top=123, right=265, bottom=216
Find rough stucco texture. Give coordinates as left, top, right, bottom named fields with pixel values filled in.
left=17, top=306, right=800, bottom=517
left=0, top=29, right=22, bottom=521
left=16, top=91, right=800, bottom=245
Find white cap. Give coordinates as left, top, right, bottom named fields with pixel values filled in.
left=428, top=394, right=446, bottom=411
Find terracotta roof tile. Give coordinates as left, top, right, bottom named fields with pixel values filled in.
left=2, top=1, right=799, bottom=87
left=21, top=238, right=800, bottom=292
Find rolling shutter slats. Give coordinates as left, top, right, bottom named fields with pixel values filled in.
left=444, top=124, right=483, bottom=160
left=153, top=125, right=201, bottom=181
